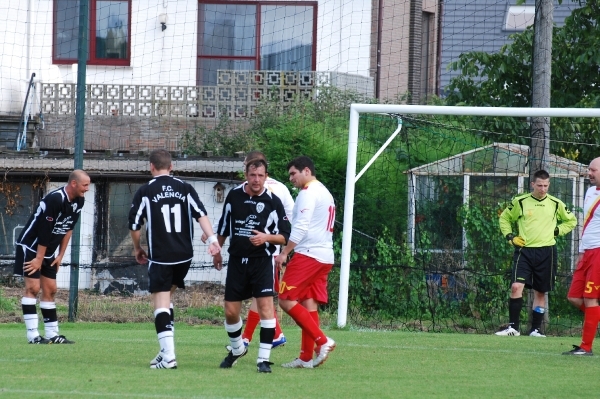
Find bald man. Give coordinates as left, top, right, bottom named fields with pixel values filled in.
left=564, top=157, right=600, bottom=355
left=15, top=170, right=91, bottom=344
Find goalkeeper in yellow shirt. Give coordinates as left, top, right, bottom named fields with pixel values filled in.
left=496, top=170, right=577, bottom=337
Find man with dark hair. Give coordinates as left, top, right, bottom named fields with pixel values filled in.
left=15, top=169, right=90, bottom=344
left=496, top=169, right=577, bottom=337
left=275, top=155, right=337, bottom=368
left=129, top=149, right=221, bottom=369
left=213, top=158, right=291, bottom=373
left=235, top=151, right=293, bottom=349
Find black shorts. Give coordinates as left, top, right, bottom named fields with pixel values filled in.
left=511, top=246, right=557, bottom=293
left=224, top=256, right=275, bottom=302
left=147, top=260, right=191, bottom=293
left=13, top=245, right=57, bottom=279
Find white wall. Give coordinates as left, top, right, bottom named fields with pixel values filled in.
left=316, top=0, right=372, bottom=76
left=0, top=0, right=373, bottom=114
left=42, top=181, right=96, bottom=290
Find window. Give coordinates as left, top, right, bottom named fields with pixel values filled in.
left=0, top=182, right=37, bottom=256
left=198, top=1, right=317, bottom=86
left=53, top=0, right=131, bottom=66
left=504, top=5, right=535, bottom=31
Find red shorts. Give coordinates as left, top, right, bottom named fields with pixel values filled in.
left=568, top=248, right=600, bottom=299
left=278, top=253, right=333, bottom=304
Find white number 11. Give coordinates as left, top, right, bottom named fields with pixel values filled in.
left=161, top=204, right=182, bottom=233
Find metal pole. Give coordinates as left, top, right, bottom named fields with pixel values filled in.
left=68, top=0, right=89, bottom=322
left=528, top=0, right=553, bottom=332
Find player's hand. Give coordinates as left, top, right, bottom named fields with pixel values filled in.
left=23, top=258, right=43, bottom=276
left=200, top=233, right=208, bottom=243
left=506, top=234, right=525, bottom=247
left=213, top=252, right=223, bottom=271
left=275, top=253, right=287, bottom=269
left=250, top=230, right=267, bottom=246
left=51, top=255, right=64, bottom=274
left=134, top=248, right=148, bottom=264
left=207, top=241, right=221, bottom=256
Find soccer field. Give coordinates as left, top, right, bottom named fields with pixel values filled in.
left=0, top=323, right=598, bottom=399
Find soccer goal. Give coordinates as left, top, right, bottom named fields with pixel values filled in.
left=337, top=104, right=600, bottom=329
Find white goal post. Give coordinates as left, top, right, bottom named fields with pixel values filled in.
left=338, top=104, right=600, bottom=328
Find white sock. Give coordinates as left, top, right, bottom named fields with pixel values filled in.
left=225, top=319, right=244, bottom=355
left=257, top=318, right=275, bottom=364
left=22, top=297, right=38, bottom=341
left=40, top=301, right=58, bottom=339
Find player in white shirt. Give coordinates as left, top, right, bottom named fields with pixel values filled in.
left=564, top=157, right=600, bottom=355
left=275, top=156, right=336, bottom=369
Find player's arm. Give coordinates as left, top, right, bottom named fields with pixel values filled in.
left=51, top=230, right=74, bottom=272
left=499, top=200, right=525, bottom=247
left=212, top=234, right=227, bottom=271
left=198, top=215, right=220, bottom=255
left=130, top=229, right=148, bottom=264
left=555, top=202, right=577, bottom=236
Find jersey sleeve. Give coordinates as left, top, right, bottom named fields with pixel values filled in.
left=498, top=199, right=519, bottom=238
left=272, top=196, right=291, bottom=243
left=187, top=185, right=208, bottom=220
left=128, top=189, right=146, bottom=231
left=35, top=194, right=62, bottom=247
left=216, top=191, right=233, bottom=238
left=556, top=201, right=577, bottom=236
left=289, top=189, right=314, bottom=245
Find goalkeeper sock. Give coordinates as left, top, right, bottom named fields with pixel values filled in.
left=242, top=310, right=260, bottom=343
left=531, top=306, right=544, bottom=331
left=581, top=306, right=600, bottom=352
left=508, top=297, right=523, bottom=331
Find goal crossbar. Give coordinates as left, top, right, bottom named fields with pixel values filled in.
left=337, top=104, right=600, bottom=327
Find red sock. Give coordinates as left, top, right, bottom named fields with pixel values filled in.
left=242, top=310, right=260, bottom=342
left=581, top=306, right=600, bottom=352
left=274, top=307, right=283, bottom=338
left=299, top=311, right=319, bottom=362
left=288, top=304, right=327, bottom=346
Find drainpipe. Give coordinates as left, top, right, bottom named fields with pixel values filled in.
left=375, top=0, right=383, bottom=99
left=436, top=0, right=443, bottom=96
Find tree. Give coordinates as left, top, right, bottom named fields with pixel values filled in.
left=445, top=0, right=600, bottom=163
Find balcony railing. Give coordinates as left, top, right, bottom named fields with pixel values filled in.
left=41, top=70, right=374, bottom=119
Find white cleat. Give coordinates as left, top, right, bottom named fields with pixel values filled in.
left=495, top=326, right=520, bottom=336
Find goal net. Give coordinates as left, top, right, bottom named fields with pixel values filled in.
left=334, top=104, right=600, bottom=335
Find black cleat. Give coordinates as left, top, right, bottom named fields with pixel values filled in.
left=48, top=335, right=75, bottom=344
left=29, top=336, right=50, bottom=344
left=220, top=347, right=247, bottom=368
left=257, top=361, right=274, bottom=373
left=562, top=345, right=593, bottom=356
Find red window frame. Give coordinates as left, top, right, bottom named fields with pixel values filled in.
left=197, top=0, right=318, bottom=85
left=52, top=0, right=132, bottom=66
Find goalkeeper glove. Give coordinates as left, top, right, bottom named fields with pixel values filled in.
left=506, top=233, right=526, bottom=247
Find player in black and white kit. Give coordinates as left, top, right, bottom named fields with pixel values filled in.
left=129, top=149, right=221, bottom=369
left=15, top=169, right=90, bottom=344
left=213, top=158, right=291, bottom=373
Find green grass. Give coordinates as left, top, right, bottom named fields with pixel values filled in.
left=1, top=323, right=599, bottom=398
